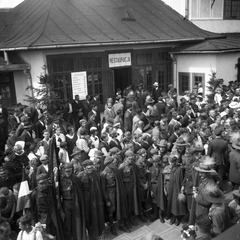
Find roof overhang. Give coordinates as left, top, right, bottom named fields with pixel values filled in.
left=0, top=37, right=207, bottom=51
left=170, top=48, right=240, bottom=54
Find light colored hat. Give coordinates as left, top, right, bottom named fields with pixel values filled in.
left=145, top=96, right=155, bottom=104
left=229, top=101, right=240, bottom=109
left=195, top=156, right=216, bottom=173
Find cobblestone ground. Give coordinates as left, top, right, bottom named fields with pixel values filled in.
left=102, top=218, right=182, bottom=240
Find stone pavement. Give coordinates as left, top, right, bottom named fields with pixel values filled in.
left=104, top=218, right=183, bottom=240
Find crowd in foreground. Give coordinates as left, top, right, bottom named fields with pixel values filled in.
left=0, top=81, right=240, bottom=240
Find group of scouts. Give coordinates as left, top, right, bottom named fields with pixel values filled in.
left=0, top=80, right=240, bottom=240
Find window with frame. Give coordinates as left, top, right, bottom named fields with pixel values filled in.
left=179, top=72, right=190, bottom=95
left=83, top=57, right=103, bottom=103
left=191, top=0, right=223, bottom=19
left=49, top=56, right=74, bottom=101
left=193, top=73, right=205, bottom=96
left=224, top=0, right=240, bottom=19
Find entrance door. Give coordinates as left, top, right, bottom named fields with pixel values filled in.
left=114, top=68, right=132, bottom=93
left=0, top=72, right=16, bottom=107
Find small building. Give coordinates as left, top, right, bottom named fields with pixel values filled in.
left=163, top=0, right=240, bottom=97
left=0, top=0, right=219, bottom=106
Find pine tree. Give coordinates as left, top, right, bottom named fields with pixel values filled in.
left=206, top=71, right=222, bottom=104
left=25, top=73, right=64, bottom=116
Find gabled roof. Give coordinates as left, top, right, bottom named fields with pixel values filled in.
left=171, top=34, right=240, bottom=54
left=0, top=0, right=222, bottom=50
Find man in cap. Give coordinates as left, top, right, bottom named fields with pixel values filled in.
left=78, top=160, right=105, bottom=240
left=193, top=157, right=219, bottom=223
left=124, top=103, right=133, bottom=132
left=36, top=154, right=49, bottom=178
left=60, top=162, right=86, bottom=240
left=229, top=138, right=240, bottom=189
left=208, top=126, right=228, bottom=179
left=31, top=173, right=65, bottom=240
left=100, top=156, right=130, bottom=235
left=165, top=154, right=187, bottom=226
left=3, top=144, right=29, bottom=188
left=152, top=82, right=161, bottom=103
left=205, top=185, right=226, bottom=236
left=149, top=155, right=166, bottom=223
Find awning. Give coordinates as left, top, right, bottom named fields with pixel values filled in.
left=0, top=51, right=30, bottom=71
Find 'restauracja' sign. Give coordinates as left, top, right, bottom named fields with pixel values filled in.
left=108, top=53, right=131, bottom=68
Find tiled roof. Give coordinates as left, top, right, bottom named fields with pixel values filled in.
left=172, top=34, right=240, bottom=53
left=0, top=0, right=221, bottom=50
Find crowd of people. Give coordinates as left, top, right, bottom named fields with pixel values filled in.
left=0, top=80, right=240, bottom=240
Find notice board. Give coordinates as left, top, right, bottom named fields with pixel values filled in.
left=71, top=71, right=88, bottom=100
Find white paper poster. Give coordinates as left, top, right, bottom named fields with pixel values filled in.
left=71, top=71, right=88, bottom=100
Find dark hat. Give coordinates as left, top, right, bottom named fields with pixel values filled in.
left=82, top=160, right=93, bottom=168
left=214, top=126, right=223, bottom=136
left=60, top=142, right=67, bottom=148
left=94, top=150, right=103, bottom=157
left=20, top=116, right=29, bottom=122
left=104, top=156, right=114, bottom=166
left=109, top=147, right=120, bottom=155
left=137, top=148, right=147, bottom=155
left=64, top=162, right=73, bottom=169
left=36, top=173, right=48, bottom=182
left=174, top=137, right=189, bottom=147
left=71, top=147, right=82, bottom=157
left=150, top=148, right=158, bottom=155
left=107, top=118, right=114, bottom=124
left=203, top=184, right=225, bottom=204
left=19, top=214, right=32, bottom=225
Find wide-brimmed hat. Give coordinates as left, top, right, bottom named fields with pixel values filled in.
left=153, top=82, right=159, bottom=87
left=195, top=156, right=216, bottom=173
left=145, top=96, right=154, bottom=104
left=232, top=138, right=240, bottom=150
left=203, top=184, right=225, bottom=204
left=232, top=188, right=240, bottom=198
left=158, top=139, right=168, bottom=148
left=174, top=137, right=189, bottom=147
left=71, top=148, right=82, bottom=157
left=229, top=101, right=240, bottom=109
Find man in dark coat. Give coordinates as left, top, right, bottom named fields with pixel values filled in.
left=124, top=103, right=133, bottom=132
left=60, top=162, right=87, bottom=240
left=33, top=115, right=45, bottom=139
left=100, top=156, right=130, bottom=236
left=166, top=155, right=187, bottom=226
left=154, top=97, right=166, bottom=120
left=152, top=82, right=161, bottom=103
left=72, top=94, right=84, bottom=129
left=0, top=102, right=8, bottom=152
left=207, top=126, right=229, bottom=179
left=31, top=173, right=66, bottom=240
left=78, top=160, right=105, bottom=240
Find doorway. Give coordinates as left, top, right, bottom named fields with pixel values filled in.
left=0, top=72, right=16, bottom=107
left=114, top=68, right=132, bottom=93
